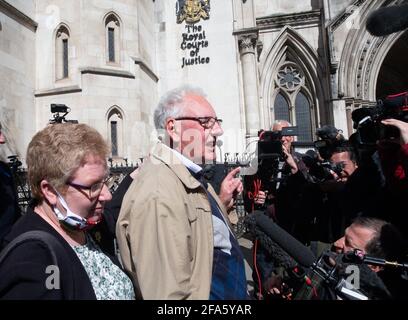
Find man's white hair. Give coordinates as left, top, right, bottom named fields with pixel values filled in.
left=272, top=119, right=292, bottom=128
left=154, top=85, right=206, bottom=130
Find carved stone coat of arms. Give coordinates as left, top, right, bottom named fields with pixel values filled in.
left=176, top=0, right=210, bottom=24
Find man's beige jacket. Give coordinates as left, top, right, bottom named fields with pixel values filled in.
left=116, top=142, right=230, bottom=299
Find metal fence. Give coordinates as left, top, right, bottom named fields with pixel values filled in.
left=12, top=158, right=137, bottom=213
left=11, top=155, right=251, bottom=238
left=106, top=158, right=137, bottom=193
left=12, top=169, right=31, bottom=214
left=221, top=154, right=252, bottom=239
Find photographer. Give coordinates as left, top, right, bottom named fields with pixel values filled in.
left=306, top=142, right=373, bottom=245
left=263, top=216, right=406, bottom=300
left=244, top=121, right=311, bottom=230
left=246, top=120, right=311, bottom=298
left=333, top=216, right=408, bottom=299
left=271, top=121, right=313, bottom=234
left=243, top=121, right=305, bottom=214
left=297, top=135, right=388, bottom=249
left=0, top=122, right=21, bottom=244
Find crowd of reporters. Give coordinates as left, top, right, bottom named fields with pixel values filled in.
left=243, top=98, right=408, bottom=299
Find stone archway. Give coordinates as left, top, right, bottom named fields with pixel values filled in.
left=333, top=0, right=407, bottom=135
left=376, top=30, right=408, bottom=100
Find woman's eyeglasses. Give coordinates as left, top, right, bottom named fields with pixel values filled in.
left=66, top=176, right=115, bottom=199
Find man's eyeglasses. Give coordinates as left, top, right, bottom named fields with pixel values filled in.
left=174, top=117, right=223, bottom=129
left=67, top=176, right=114, bottom=199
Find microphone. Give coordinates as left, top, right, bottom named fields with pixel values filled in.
left=344, top=249, right=408, bottom=269
left=366, top=4, right=408, bottom=36
left=250, top=211, right=316, bottom=267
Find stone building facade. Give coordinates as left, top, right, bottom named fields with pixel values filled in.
left=1, top=0, right=407, bottom=163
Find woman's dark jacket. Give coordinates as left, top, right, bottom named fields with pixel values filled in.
left=0, top=207, right=98, bottom=300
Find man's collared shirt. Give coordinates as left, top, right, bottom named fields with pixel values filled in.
left=162, top=144, right=232, bottom=254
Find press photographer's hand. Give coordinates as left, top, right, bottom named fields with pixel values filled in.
left=254, top=190, right=267, bottom=205
left=282, top=145, right=298, bottom=174
left=381, top=118, right=408, bottom=144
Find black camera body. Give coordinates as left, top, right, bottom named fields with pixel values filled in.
left=257, top=126, right=298, bottom=160
left=352, top=91, right=408, bottom=145
left=291, top=250, right=370, bottom=300
left=242, top=127, right=298, bottom=211
left=256, top=126, right=298, bottom=185
left=301, top=154, right=345, bottom=182
left=320, top=161, right=345, bottom=178
left=51, top=103, right=69, bottom=114
left=49, top=104, right=78, bottom=124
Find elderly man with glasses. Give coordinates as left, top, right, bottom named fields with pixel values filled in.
left=116, top=85, right=247, bottom=300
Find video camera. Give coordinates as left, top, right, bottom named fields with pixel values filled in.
left=264, top=248, right=395, bottom=300
left=245, top=212, right=373, bottom=300
left=293, top=247, right=408, bottom=300
left=257, top=126, right=297, bottom=160
left=313, top=125, right=345, bottom=161
left=352, top=91, right=408, bottom=145
left=302, top=150, right=346, bottom=182
left=252, top=126, right=298, bottom=196
left=320, top=161, right=345, bottom=178
left=49, top=104, right=78, bottom=124
left=286, top=250, right=371, bottom=300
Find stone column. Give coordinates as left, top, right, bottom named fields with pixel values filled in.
left=238, top=33, right=260, bottom=138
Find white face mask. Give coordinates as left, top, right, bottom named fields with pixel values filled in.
left=53, top=190, right=102, bottom=231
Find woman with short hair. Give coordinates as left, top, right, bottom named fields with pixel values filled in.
left=0, top=123, right=135, bottom=300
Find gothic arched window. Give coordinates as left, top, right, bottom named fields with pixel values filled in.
left=105, top=14, right=120, bottom=64
left=108, top=107, right=123, bottom=157
left=55, top=25, right=70, bottom=80
left=272, top=62, right=314, bottom=142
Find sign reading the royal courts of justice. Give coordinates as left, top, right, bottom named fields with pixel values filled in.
left=176, top=0, right=211, bottom=68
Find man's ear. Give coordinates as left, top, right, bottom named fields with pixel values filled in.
left=166, top=118, right=180, bottom=142
left=40, top=180, right=58, bottom=206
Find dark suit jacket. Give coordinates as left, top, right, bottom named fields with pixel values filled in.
left=0, top=207, right=96, bottom=299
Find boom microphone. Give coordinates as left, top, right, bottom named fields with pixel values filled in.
left=251, top=211, right=316, bottom=267
left=366, top=4, right=408, bottom=36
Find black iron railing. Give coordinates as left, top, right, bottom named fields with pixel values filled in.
left=11, top=155, right=251, bottom=238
